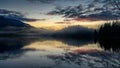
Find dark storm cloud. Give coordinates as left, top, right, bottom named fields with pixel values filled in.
left=0, top=9, right=43, bottom=22
left=48, top=4, right=120, bottom=21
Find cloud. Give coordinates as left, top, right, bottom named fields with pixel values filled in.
left=26, top=0, right=81, bottom=4
left=55, top=21, right=73, bottom=24
left=26, top=0, right=56, bottom=4
left=55, top=18, right=74, bottom=24
left=0, top=9, right=24, bottom=17
left=17, top=18, right=46, bottom=22
left=48, top=4, right=120, bottom=21
left=0, top=9, right=44, bottom=22
left=73, top=18, right=101, bottom=22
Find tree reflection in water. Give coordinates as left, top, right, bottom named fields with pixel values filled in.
left=98, top=38, right=120, bottom=52
left=47, top=38, right=120, bottom=68
left=0, top=36, right=119, bottom=68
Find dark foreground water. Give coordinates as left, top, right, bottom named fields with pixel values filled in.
left=0, top=36, right=119, bottom=68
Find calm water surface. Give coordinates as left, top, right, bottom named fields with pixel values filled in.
left=0, top=37, right=119, bottom=68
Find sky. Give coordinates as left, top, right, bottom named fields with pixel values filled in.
left=0, top=0, right=119, bottom=29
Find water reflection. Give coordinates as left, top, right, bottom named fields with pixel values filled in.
left=0, top=37, right=39, bottom=60
left=0, top=36, right=119, bottom=68
left=98, top=38, right=120, bottom=52
left=0, top=37, right=94, bottom=60
left=47, top=50, right=120, bottom=68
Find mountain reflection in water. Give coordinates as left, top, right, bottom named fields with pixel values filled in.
left=0, top=36, right=119, bottom=68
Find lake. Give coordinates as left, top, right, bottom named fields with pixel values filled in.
left=0, top=36, right=119, bottom=68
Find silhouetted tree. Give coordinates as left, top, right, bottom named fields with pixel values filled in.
left=98, top=21, right=120, bottom=39
left=97, top=21, right=120, bottom=51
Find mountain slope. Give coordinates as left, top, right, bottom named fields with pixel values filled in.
left=0, top=16, right=31, bottom=28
